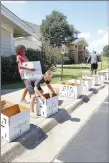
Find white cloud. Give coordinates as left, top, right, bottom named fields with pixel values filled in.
left=78, top=28, right=108, bottom=53
left=97, top=29, right=105, bottom=35
left=88, top=29, right=108, bottom=53
left=78, top=32, right=91, bottom=40
left=1, top=1, right=26, bottom=4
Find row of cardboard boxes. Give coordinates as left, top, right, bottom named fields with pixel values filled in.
left=1, top=72, right=109, bottom=142
left=59, top=72, right=108, bottom=98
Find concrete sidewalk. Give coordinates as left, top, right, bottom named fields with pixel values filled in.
left=1, top=69, right=108, bottom=162
left=1, top=84, right=108, bottom=162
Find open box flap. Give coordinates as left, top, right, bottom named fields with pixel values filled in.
left=38, top=93, right=58, bottom=105
left=0, top=100, right=13, bottom=109
left=61, top=82, right=80, bottom=86
left=82, top=78, right=92, bottom=80
left=0, top=101, right=7, bottom=109
left=43, top=93, right=50, bottom=99
left=43, top=93, right=58, bottom=98
left=1, top=104, right=29, bottom=118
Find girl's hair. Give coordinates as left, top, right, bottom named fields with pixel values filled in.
left=16, top=45, right=26, bottom=55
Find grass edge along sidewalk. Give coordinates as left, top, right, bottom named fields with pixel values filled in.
left=1, top=84, right=106, bottom=162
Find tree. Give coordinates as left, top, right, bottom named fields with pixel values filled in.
left=102, top=45, right=109, bottom=57
left=41, top=38, right=61, bottom=71
left=40, top=10, right=74, bottom=47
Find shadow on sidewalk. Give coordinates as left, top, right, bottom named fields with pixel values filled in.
left=90, top=88, right=98, bottom=94
left=58, top=100, right=64, bottom=106
left=79, top=95, right=90, bottom=103
left=13, top=124, right=47, bottom=150
left=2, top=124, right=48, bottom=162
left=52, top=109, right=80, bottom=124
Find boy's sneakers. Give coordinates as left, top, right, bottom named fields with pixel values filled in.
left=21, top=99, right=30, bottom=104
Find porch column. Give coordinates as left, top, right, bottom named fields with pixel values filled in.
left=11, top=32, right=15, bottom=55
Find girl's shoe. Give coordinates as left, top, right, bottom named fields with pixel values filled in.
left=21, top=99, right=30, bottom=104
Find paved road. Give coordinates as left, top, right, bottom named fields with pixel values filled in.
left=56, top=96, right=109, bottom=162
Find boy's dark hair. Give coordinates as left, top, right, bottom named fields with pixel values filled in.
left=16, top=45, right=26, bottom=55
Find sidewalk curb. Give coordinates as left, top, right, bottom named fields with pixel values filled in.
left=1, top=84, right=106, bottom=162
left=39, top=84, right=105, bottom=133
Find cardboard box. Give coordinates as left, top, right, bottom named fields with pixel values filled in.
left=0, top=100, right=13, bottom=110
left=59, top=82, right=81, bottom=98
left=92, top=75, right=98, bottom=86
left=67, top=85, right=81, bottom=98
left=81, top=79, right=92, bottom=92
left=1, top=104, right=30, bottom=142
left=103, top=72, right=109, bottom=81
left=37, top=93, right=58, bottom=118
left=23, top=61, right=42, bottom=79
left=97, top=74, right=105, bottom=85
left=82, top=75, right=98, bottom=86
left=59, top=83, right=68, bottom=97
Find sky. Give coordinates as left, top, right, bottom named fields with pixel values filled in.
left=1, top=1, right=108, bottom=53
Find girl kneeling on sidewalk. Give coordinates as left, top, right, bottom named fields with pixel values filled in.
left=26, top=70, right=57, bottom=116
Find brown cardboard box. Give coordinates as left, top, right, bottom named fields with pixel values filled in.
left=37, top=93, right=58, bottom=118
left=0, top=100, right=13, bottom=110
left=1, top=104, right=30, bottom=142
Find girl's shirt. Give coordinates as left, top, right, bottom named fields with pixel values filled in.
left=17, top=54, right=29, bottom=78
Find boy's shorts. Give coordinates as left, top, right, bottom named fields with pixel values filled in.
left=91, top=63, right=98, bottom=70
left=26, top=82, right=43, bottom=95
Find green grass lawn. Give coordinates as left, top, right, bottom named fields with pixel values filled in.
left=1, top=60, right=108, bottom=90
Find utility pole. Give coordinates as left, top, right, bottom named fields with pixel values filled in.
left=61, top=44, right=68, bottom=81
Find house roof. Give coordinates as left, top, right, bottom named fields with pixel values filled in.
left=71, top=38, right=88, bottom=46
left=24, top=20, right=41, bottom=37
left=15, top=38, right=42, bottom=51
left=1, top=4, right=35, bottom=37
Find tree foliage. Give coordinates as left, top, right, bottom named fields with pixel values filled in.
left=102, top=45, right=109, bottom=57
left=40, top=10, right=74, bottom=47
left=41, top=38, right=61, bottom=68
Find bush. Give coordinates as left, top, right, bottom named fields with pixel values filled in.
left=63, top=52, right=75, bottom=64
left=98, top=55, right=101, bottom=62
left=41, top=39, right=61, bottom=68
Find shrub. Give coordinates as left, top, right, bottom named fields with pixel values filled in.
left=63, top=52, right=75, bottom=64
left=41, top=39, right=61, bottom=68
left=98, top=55, right=101, bottom=62
left=1, top=55, right=19, bottom=84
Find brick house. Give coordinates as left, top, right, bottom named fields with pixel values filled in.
left=68, top=29, right=89, bottom=63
